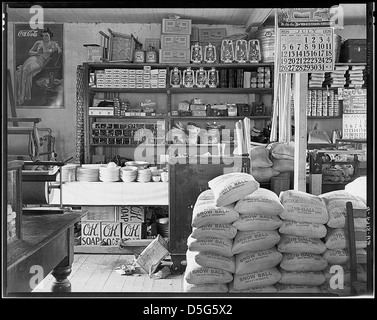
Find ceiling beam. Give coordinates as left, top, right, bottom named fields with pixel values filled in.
left=245, top=8, right=273, bottom=32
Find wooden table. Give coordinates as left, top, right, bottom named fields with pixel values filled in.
left=6, top=211, right=86, bottom=294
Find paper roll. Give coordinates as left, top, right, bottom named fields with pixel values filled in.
left=22, top=181, right=50, bottom=204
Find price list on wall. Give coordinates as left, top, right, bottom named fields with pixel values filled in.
left=278, top=27, right=335, bottom=73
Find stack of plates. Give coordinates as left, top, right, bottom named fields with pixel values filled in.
left=99, top=166, right=120, bottom=182
left=76, top=167, right=99, bottom=182
left=137, top=168, right=152, bottom=183
left=120, top=166, right=138, bottom=182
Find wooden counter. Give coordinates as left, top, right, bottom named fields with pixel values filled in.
left=6, top=211, right=86, bottom=294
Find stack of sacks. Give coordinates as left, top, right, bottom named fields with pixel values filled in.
left=345, top=65, right=366, bottom=88
left=276, top=190, right=329, bottom=294
left=269, top=142, right=295, bottom=174
left=230, top=188, right=284, bottom=293
left=323, top=65, right=349, bottom=88
left=184, top=172, right=259, bottom=293
left=249, top=145, right=279, bottom=184
left=318, top=190, right=368, bottom=296
left=308, top=72, right=325, bottom=88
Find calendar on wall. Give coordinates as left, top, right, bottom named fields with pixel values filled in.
left=342, top=113, right=367, bottom=139
left=278, top=27, right=335, bottom=73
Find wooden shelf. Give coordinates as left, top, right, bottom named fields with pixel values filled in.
left=85, top=62, right=274, bottom=69
left=89, top=88, right=167, bottom=93
left=170, top=115, right=271, bottom=120
left=89, top=144, right=167, bottom=147
left=169, top=87, right=272, bottom=94
left=89, top=115, right=167, bottom=119
left=307, top=116, right=342, bottom=119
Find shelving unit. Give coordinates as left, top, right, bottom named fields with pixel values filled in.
left=82, top=62, right=274, bottom=164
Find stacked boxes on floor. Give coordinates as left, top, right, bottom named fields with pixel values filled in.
left=319, top=190, right=368, bottom=295
left=80, top=206, right=145, bottom=246
left=276, top=190, right=329, bottom=294
left=160, top=18, right=191, bottom=64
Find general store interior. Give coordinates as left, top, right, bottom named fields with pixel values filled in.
left=4, top=3, right=374, bottom=297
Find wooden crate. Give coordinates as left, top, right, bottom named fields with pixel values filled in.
left=117, top=205, right=145, bottom=223
left=81, top=221, right=101, bottom=245
left=100, top=222, right=121, bottom=245
left=136, top=234, right=169, bottom=274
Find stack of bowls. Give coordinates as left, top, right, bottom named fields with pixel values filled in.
left=125, top=161, right=149, bottom=170
left=120, top=166, right=138, bottom=182
left=137, top=168, right=152, bottom=183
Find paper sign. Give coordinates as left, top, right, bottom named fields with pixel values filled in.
left=278, top=27, right=335, bottom=73
left=81, top=221, right=101, bottom=245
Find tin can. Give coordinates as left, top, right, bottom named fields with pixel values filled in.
left=146, top=49, right=158, bottom=63
left=133, top=49, right=145, bottom=63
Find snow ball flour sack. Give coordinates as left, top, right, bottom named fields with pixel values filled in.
left=233, top=267, right=281, bottom=290
left=276, top=283, right=322, bottom=293
left=234, top=188, right=284, bottom=216
left=232, top=230, right=280, bottom=255
left=279, top=190, right=329, bottom=224
left=184, top=260, right=233, bottom=285
left=192, top=190, right=239, bottom=227
left=186, top=250, right=236, bottom=274
left=191, top=224, right=238, bottom=239
left=235, top=247, right=283, bottom=274
left=319, top=190, right=367, bottom=228
left=277, top=235, right=327, bottom=254
left=324, top=228, right=367, bottom=250
left=280, top=253, right=328, bottom=271
left=249, top=146, right=273, bottom=168
left=279, top=270, right=326, bottom=286
left=208, top=172, right=259, bottom=207
left=187, top=235, right=233, bottom=257
left=228, top=282, right=278, bottom=293
left=279, top=220, right=327, bottom=238
left=232, top=214, right=283, bottom=231
left=250, top=167, right=280, bottom=183
left=183, top=281, right=229, bottom=293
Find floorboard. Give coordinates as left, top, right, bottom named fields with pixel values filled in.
left=32, top=254, right=184, bottom=294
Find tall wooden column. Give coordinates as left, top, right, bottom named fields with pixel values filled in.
left=293, top=73, right=308, bottom=191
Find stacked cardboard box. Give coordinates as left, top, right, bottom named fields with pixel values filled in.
left=160, top=18, right=191, bottom=63
left=94, top=67, right=166, bottom=89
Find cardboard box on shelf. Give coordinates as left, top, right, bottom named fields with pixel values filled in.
left=162, top=18, right=192, bottom=35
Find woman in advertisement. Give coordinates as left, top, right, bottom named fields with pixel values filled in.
left=16, top=27, right=62, bottom=105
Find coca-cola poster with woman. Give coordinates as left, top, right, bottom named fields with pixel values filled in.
left=14, top=24, right=64, bottom=108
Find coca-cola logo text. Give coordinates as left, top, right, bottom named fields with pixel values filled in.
left=18, top=30, right=39, bottom=37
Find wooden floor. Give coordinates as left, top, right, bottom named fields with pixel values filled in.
left=32, top=254, right=184, bottom=293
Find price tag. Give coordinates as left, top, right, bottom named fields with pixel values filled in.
left=278, top=27, right=334, bottom=73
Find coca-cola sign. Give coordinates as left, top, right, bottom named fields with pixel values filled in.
left=18, top=30, right=39, bottom=37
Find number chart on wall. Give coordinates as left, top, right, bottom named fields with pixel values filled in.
left=278, top=27, right=335, bottom=73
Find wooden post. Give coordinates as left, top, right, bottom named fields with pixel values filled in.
left=293, top=73, right=308, bottom=191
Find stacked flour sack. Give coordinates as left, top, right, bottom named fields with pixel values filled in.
left=184, top=172, right=259, bottom=293
left=319, top=190, right=368, bottom=296
left=276, top=190, right=329, bottom=294
left=230, top=188, right=284, bottom=293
